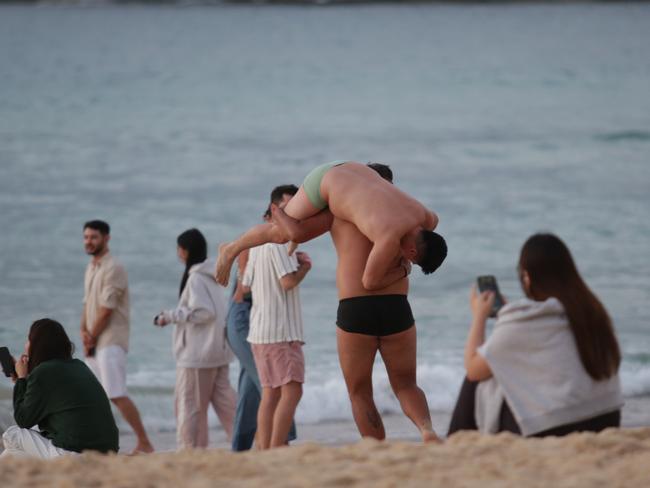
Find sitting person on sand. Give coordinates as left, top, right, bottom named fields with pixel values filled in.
left=448, top=233, right=623, bottom=437
left=215, top=161, right=445, bottom=289
left=1, top=319, right=119, bottom=458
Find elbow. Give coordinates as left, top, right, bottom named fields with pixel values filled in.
left=465, top=370, right=482, bottom=382
left=431, top=212, right=439, bottom=230
left=14, top=412, right=33, bottom=429
left=362, top=277, right=381, bottom=291
left=280, top=277, right=296, bottom=291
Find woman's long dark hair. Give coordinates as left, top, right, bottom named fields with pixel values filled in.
left=28, top=318, right=74, bottom=373
left=177, top=228, right=207, bottom=296
left=519, top=233, right=621, bottom=380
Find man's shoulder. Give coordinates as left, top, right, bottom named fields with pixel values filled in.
left=103, top=254, right=127, bottom=273
left=259, top=242, right=289, bottom=257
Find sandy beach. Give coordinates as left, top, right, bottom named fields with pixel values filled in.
left=2, top=427, right=649, bottom=488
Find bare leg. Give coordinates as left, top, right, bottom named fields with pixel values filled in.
left=271, top=206, right=334, bottom=244
left=269, top=381, right=302, bottom=448
left=216, top=186, right=327, bottom=286
left=336, top=328, right=385, bottom=440
left=256, top=386, right=280, bottom=450
left=111, top=396, right=155, bottom=453
left=379, top=326, right=440, bottom=443
left=215, top=222, right=289, bottom=286
left=280, top=186, right=322, bottom=221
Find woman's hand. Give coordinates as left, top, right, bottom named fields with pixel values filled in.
left=464, top=286, right=495, bottom=381
left=14, top=354, right=29, bottom=379
left=470, top=285, right=495, bottom=321
left=154, top=313, right=170, bottom=327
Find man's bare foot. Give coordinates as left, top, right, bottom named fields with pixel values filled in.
left=215, top=242, right=236, bottom=286
left=421, top=429, right=442, bottom=444
left=130, top=442, right=154, bottom=455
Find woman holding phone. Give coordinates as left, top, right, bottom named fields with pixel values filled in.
left=154, top=228, right=236, bottom=450
left=448, top=233, right=623, bottom=437
left=1, top=319, right=118, bottom=458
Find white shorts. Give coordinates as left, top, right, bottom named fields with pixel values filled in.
left=86, top=345, right=128, bottom=399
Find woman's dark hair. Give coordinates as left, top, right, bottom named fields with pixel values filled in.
left=519, top=233, right=621, bottom=380
left=177, top=228, right=207, bottom=296
left=28, top=319, right=74, bottom=373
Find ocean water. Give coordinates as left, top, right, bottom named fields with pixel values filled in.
left=1, top=3, right=649, bottom=436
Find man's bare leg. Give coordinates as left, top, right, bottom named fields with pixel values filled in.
left=271, top=206, right=334, bottom=244
left=215, top=223, right=290, bottom=286
left=216, top=186, right=324, bottom=285
left=378, top=326, right=440, bottom=443
left=336, top=328, right=385, bottom=440
left=256, top=386, right=281, bottom=450
left=111, top=396, right=155, bottom=453
left=269, top=381, right=302, bottom=448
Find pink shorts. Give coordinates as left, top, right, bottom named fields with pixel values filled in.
left=251, top=341, right=305, bottom=388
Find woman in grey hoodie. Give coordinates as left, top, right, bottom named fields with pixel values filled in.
left=155, top=229, right=236, bottom=449
left=448, top=233, right=622, bottom=437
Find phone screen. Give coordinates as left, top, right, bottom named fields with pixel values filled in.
left=0, top=347, right=16, bottom=377
left=477, top=275, right=505, bottom=317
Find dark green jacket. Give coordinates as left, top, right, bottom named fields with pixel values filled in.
left=13, top=358, right=119, bottom=453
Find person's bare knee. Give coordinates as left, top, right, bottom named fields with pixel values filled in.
left=110, top=396, right=128, bottom=407
left=268, top=224, right=290, bottom=244
left=281, top=381, right=302, bottom=401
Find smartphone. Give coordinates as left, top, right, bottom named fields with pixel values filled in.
left=477, top=275, right=505, bottom=318
left=0, top=346, right=16, bottom=377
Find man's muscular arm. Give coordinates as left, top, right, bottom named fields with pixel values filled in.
left=362, top=238, right=403, bottom=291
left=423, top=209, right=439, bottom=231
left=271, top=206, right=333, bottom=244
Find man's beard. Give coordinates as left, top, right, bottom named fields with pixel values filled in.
left=86, top=243, right=105, bottom=256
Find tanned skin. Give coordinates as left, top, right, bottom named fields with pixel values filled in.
left=215, top=162, right=438, bottom=289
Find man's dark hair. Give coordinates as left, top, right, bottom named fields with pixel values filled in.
left=270, top=184, right=299, bottom=205
left=263, top=204, right=272, bottom=220
left=367, top=162, right=393, bottom=183
left=416, top=231, right=447, bottom=275
left=84, top=220, right=110, bottom=236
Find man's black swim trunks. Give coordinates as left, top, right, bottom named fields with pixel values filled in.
left=336, top=294, right=414, bottom=336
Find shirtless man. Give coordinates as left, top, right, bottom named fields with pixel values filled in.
left=215, top=161, right=445, bottom=289
left=240, top=164, right=444, bottom=442
left=330, top=166, right=440, bottom=442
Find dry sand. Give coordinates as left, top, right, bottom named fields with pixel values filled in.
left=1, top=428, right=649, bottom=488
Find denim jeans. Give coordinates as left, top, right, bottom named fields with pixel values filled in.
left=225, top=299, right=296, bottom=451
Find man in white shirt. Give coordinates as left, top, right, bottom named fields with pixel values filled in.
left=242, top=185, right=312, bottom=450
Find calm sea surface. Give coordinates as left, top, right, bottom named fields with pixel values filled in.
left=1, top=3, right=649, bottom=434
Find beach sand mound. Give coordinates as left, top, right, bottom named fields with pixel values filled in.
left=1, top=428, right=649, bottom=487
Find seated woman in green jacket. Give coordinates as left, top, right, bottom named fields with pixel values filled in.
left=1, top=318, right=119, bottom=458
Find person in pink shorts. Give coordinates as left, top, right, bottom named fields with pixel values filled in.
left=242, top=185, right=312, bottom=449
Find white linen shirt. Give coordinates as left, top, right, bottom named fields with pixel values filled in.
left=242, top=243, right=304, bottom=344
